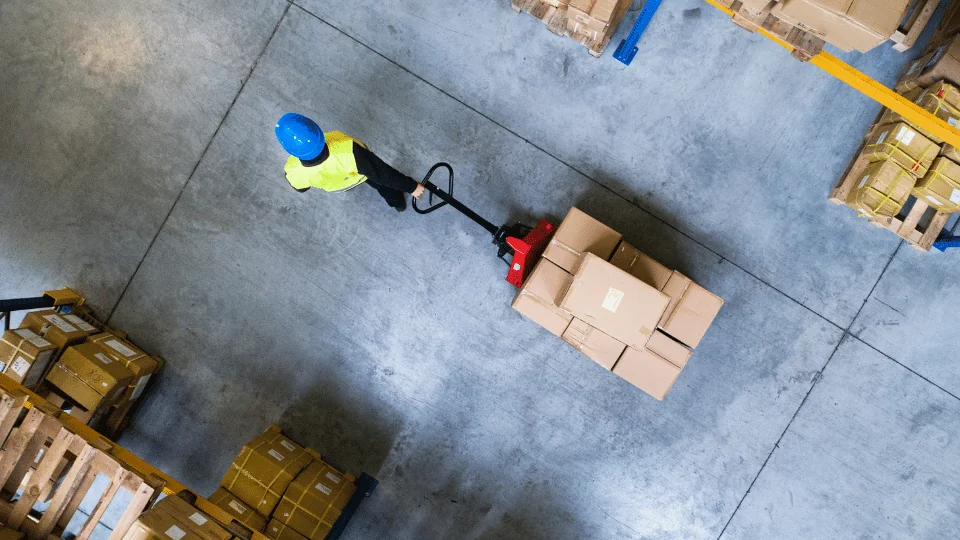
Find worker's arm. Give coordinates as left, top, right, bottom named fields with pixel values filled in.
left=353, top=145, right=420, bottom=194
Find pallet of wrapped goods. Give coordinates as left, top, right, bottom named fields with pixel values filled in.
left=511, top=0, right=632, bottom=56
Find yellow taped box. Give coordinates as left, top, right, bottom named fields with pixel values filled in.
left=265, top=519, right=309, bottom=540
left=943, top=143, right=960, bottom=163
left=863, top=122, right=939, bottom=177
left=559, top=253, right=669, bottom=351
left=19, top=310, right=95, bottom=350
left=125, top=494, right=232, bottom=540
left=512, top=258, right=574, bottom=337
left=88, top=332, right=160, bottom=404
left=561, top=318, right=625, bottom=370
left=896, top=35, right=960, bottom=94
left=208, top=487, right=267, bottom=533
left=846, top=159, right=917, bottom=218
left=0, top=329, right=58, bottom=388
left=45, top=342, right=134, bottom=412
left=541, top=207, right=621, bottom=274
left=879, top=86, right=960, bottom=144
left=912, top=157, right=960, bottom=212
left=220, top=425, right=313, bottom=516
left=272, top=459, right=357, bottom=540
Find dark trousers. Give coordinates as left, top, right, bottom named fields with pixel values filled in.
left=365, top=179, right=406, bottom=209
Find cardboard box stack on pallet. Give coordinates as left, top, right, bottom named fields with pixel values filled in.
left=717, top=0, right=939, bottom=61
left=513, top=208, right=723, bottom=401
left=209, top=425, right=357, bottom=540
left=510, top=0, right=633, bottom=57
left=830, top=28, right=960, bottom=250
left=0, top=309, right=163, bottom=436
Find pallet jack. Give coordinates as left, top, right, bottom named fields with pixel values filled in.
left=414, top=163, right=556, bottom=287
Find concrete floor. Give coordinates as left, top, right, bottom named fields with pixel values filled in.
left=2, top=0, right=959, bottom=538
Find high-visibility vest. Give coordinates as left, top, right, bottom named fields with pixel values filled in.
left=283, top=132, right=369, bottom=192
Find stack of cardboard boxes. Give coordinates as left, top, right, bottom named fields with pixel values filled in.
left=124, top=494, right=233, bottom=540
left=842, top=34, right=960, bottom=220
left=513, top=208, right=723, bottom=401
left=211, top=425, right=356, bottom=540
left=512, top=0, right=632, bottom=57
left=719, top=0, right=917, bottom=56
left=0, top=309, right=163, bottom=433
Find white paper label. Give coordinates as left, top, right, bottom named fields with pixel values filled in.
left=325, top=471, right=341, bottom=483
left=928, top=195, right=941, bottom=205
left=165, top=526, right=186, bottom=540
left=188, top=513, right=207, bottom=526
left=858, top=175, right=871, bottom=189
left=94, top=353, right=113, bottom=365
left=877, top=131, right=889, bottom=145
left=43, top=314, right=78, bottom=334
left=0, top=362, right=7, bottom=373
left=228, top=500, right=246, bottom=514
left=104, top=339, right=137, bottom=357
left=951, top=189, right=960, bottom=205
left=130, top=374, right=152, bottom=401
left=601, top=288, right=624, bottom=313
left=279, top=439, right=296, bottom=452
left=11, top=357, right=30, bottom=377
left=268, top=449, right=285, bottom=461
left=314, top=483, right=332, bottom=496
left=63, top=315, right=96, bottom=332
left=14, top=329, right=39, bottom=340
left=895, top=126, right=916, bottom=145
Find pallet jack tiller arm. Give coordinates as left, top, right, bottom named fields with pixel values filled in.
left=0, top=288, right=84, bottom=331
left=413, top=163, right=555, bottom=287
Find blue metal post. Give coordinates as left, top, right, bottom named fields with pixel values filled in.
left=613, top=0, right=664, bottom=65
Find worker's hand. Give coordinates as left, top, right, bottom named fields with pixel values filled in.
left=412, top=183, right=426, bottom=200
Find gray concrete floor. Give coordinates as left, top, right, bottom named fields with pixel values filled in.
left=2, top=0, right=959, bottom=538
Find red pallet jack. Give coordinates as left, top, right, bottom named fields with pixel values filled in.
left=414, top=163, right=556, bottom=287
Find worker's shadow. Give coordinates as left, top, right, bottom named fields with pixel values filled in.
left=277, top=373, right=402, bottom=478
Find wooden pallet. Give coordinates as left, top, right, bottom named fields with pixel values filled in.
left=511, top=0, right=630, bottom=57
left=891, top=0, right=943, bottom=52
left=726, top=1, right=825, bottom=62
left=0, top=389, right=163, bottom=539
left=830, top=126, right=951, bottom=251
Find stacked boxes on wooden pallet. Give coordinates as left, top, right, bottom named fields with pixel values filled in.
left=831, top=28, right=960, bottom=250
left=511, top=0, right=633, bottom=57
left=512, top=208, right=724, bottom=401
left=0, top=307, right=164, bottom=438
left=716, top=0, right=939, bottom=61
left=211, top=425, right=357, bottom=540
left=0, top=387, right=163, bottom=539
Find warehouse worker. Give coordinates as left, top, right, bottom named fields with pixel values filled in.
left=275, top=113, right=425, bottom=212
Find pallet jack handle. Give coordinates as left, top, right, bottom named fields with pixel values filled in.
left=413, top=163, right=499, bottom=236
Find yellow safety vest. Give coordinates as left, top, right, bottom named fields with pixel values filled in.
left=284, top=132, right=369, bottom=192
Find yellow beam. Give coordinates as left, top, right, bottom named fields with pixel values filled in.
left=704, top=0, right=960, bottom=150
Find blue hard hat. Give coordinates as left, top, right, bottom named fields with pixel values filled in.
left=275, top=113, right=325, bottom=160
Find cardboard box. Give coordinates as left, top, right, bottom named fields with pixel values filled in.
left=646, top=330, right=693, bottom=369
left=19, top=310, right=93, bottom=350
left=897, top=35, right=960, bottom=93
left=220, top=425, right=313, bottom=516
left=44, top=342, right=134, bottom=412
left=912, top=157, right=960, bottom=212
left=863, top=122, right=939, bottom=176
left=0, top=329, right=58, bottom=387
left=512, top=259, right=574, bottom=337
left=879, top=86, right=960, bottom=144
left=272, top=459, right=356, bottom=540
left=943, top=143, right=960, bottom=163
left=88, top=333, right=160, bottom=403
left=608, top=242, right=673, bottom=291
left=567, top=0, right=622, bottom=34
left=126, top=495, right=232, bottom=540
left=846, top=158, right=917, bottom=218
left=542, top=207, right=621, bottom=273
left=770, top=0, right=898, bottom=53
left=612, top=347, right=682, bottom=401
left=658, top=272, right=724, bottom=349
left=208, top=487, right=267, bottom=533
left=0, top=528, right=23, bottom=540
left=265, top=519, right=310, bottom=540
left=561, top=318, right=626, bottom=369
left=559, top=253, right=670, bottom=351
